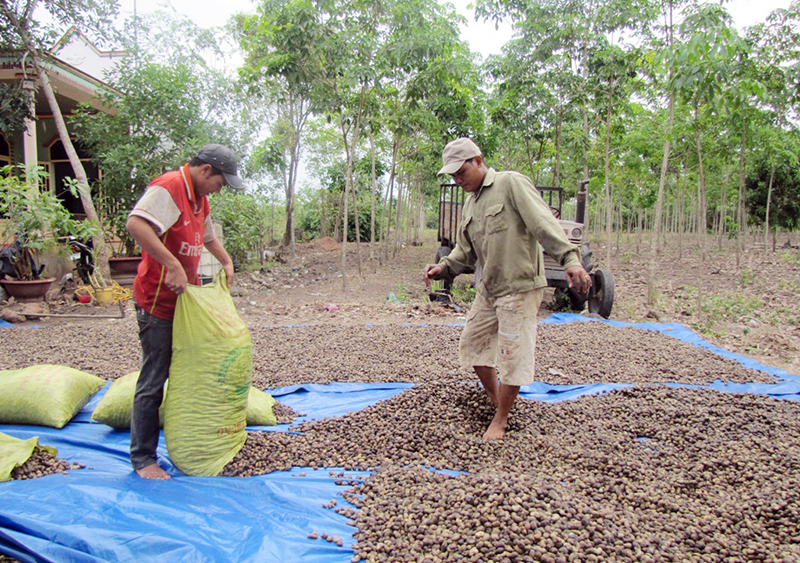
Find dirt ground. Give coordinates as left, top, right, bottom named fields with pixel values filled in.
left=3, top=230, right=799, bottom=376
left=2, top=231, right=799, bottom=563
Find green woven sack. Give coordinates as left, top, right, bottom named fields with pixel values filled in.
left=246, top=388, right=277, bottom=426
left=0, top=432, right=58, bottom=482
left=92, top=371, right=275, bottom=428
left=0, top=365, right=105, bottom=428
left=91, top=371, right=166, bottom=429
left=164, top=271, right=253, bottom=476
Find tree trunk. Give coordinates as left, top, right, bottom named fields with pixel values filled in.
left=693, top=104, right=708, bottom=258
left=736, top=129, right=747, bottom=270
left=553, top=105, right=562, bottom=187
left=34, top=59, right=111, bottom=281
left=369, top=130, right=377, bottom=263
left=603, top=84, right=613, bottom=268
left=281, top=166, right=296, bottom=262
left=333, top=190, right=343, bottom=242
left=393, top=173, right=404, bottom=259
left=678, top=158, right=685, bottom=261
left=637, top=207, right=642, bottom=255
left=340, top=83, right=367, bottom=291
left=765, top=164, right=774, bottom=253
left=718, top=176, right=728, bottom=252
left=648, top=91, right=674, bottom=305
left=320, top=191, right=326, bottom=238
left=381, top=140, right=399, bottom=265
left=353, top=183, right=362, bottom=278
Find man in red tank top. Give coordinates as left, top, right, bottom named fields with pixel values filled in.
left=126, top=144, right=241, bottom=480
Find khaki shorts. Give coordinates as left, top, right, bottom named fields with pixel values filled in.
left=459, top=288, right=545, bottom=386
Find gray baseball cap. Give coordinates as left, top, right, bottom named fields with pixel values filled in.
left=438, top=137, right=482, bottom=175
left=196, top=144, right=244, bottom=190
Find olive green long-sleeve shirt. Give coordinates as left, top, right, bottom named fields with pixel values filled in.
left=438, top=168, right=581, bottom=298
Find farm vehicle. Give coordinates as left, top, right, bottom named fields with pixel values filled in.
left=432, top=180, right=614, bottom=318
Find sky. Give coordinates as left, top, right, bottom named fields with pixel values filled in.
left=124, top=0, right=796, bottom=60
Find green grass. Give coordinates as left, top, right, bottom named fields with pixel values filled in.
left=389, top=283, right=410, bottom=304
left=451, top=281, right=476, bottom=303
left=675, top=285, right=763, bottom=336
left=781, top=250, right=800, bottom=265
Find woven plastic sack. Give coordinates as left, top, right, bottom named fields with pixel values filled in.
left=92, top=372, right=275, bottom=428
left=0, top=365, right=105, bottom=428
left=91, top=371, right=166, bottom=429
left=246, top=389, right=277, bottom=426
left=0, top=432, right=58, bottom=482
left=163, top=271, right=253, bottom=476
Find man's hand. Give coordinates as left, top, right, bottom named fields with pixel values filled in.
left=565, top=265, right=592, bottom=294
left=165, top=266, right=189, bottom=295
left=423, top=264, right=443, bottom=288
left=127, top=215, right=186, bottom=294
left=223, top=262, right=235, bottom=287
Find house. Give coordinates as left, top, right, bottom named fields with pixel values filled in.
left=0, top=27, right=124, bottom=216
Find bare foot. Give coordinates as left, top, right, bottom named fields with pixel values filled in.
left=483, top=417, right=508, bottom=441
left=136, top=463, right=171, bottom=480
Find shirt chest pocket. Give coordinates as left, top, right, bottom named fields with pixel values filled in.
left=485, top=203, right=507, bottom=234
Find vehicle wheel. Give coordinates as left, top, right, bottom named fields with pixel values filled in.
left=568, top=287, right=587, bottom=311
left=588, top=269, right=614, bottom=319
left=580, top=241, right=594, bottom=272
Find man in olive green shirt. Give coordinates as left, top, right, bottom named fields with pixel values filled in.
left=424, top=138, right=592, bottom=441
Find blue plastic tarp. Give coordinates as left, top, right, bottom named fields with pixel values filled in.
left=540, top=313, right=800, bottom=399
left=2, top=315, right=799, bottom=562
left=0, top=385, right=371, bottom=563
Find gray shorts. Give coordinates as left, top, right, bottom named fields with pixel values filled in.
left=459, top=288, right=545, bottom=386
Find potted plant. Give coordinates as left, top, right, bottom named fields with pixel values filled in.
left=102, top=198, right=142, bottom=286
left=0, top=165, right=100, bottom=302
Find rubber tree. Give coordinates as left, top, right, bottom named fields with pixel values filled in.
left=476, top=0, right=659, bottom=192
left=307, top=0, right=469, bottom=289
left=586, top=43, right=641, bottom=268
left=670, top=3, right=747, bottom=258
left=747, top=1, right=800, bottom=250
left=235, top=0, right=330, bottom=261
left=0, top=0, right=119, bottom=279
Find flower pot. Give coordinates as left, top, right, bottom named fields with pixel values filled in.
left=0, top=277, right=56, bottom=303
left=109, top=256, right=142, bottom=288
left=94, top=286, right=114, bottom=306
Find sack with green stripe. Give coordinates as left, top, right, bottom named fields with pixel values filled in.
left=164, top=271, right=253, bottom=476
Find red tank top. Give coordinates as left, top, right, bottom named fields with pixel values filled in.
left=133, top=165, right=210, bottom=320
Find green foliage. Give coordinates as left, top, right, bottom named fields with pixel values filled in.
left=0, top=82, right=33, bottom=136
left=745, top=158, right=800, bottom=232
left=451, top=279, right=476, bottom=304
left=781, top=251, right=800, bottom=265
left=208, top=192, right=269, bottom=266
left=70, top=59, right=206, bottom=254
left=675, top=284, right=763, bottom=336
left=70, top=12, right=242, bottom=255
left=0, top=165, right=100, bottom=280
left=0, top=0, right=120, bottom=52
left=389, top=284, right=410, bottom=304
